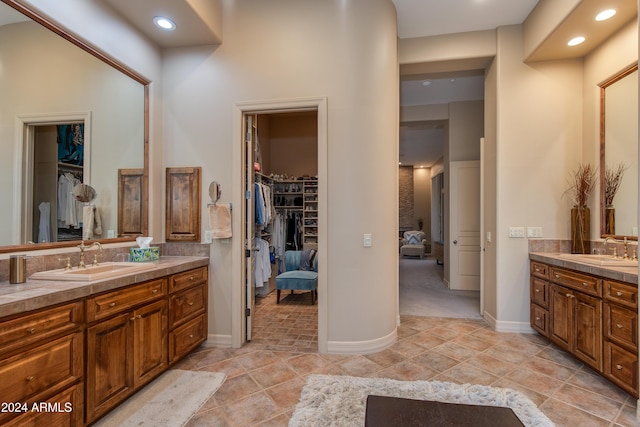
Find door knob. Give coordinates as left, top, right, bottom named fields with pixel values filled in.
left=453, top=240, right=458, bottom=245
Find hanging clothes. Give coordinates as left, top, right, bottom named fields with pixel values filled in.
left=254, top=182, right=274, bottom=227
left=38, top=201, right=51, bottom=243
left=253, top=237, right=271, bottom=288
left=57, top=172, right=81, bottom=227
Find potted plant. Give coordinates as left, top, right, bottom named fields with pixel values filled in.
left=603, top=163, right=627, bottom=235
left=564, top=163, right=597, bottom=254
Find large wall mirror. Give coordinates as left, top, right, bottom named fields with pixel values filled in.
left=0, top=0, right=149, bottom=253
left=599, top=64, right=638, bottom=239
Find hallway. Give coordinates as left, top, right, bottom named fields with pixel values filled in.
left=399, top=256, right=481, bottom=318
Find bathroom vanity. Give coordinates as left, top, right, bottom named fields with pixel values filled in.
left=529, top=253, right=638, bottom=397
left=0, top=256, right=209, bottom=426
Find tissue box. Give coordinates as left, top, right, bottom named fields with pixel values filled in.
left=129, top=247, right=160, bottom=262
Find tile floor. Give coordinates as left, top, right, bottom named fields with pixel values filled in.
left=178, top=290, right=640, bottom=427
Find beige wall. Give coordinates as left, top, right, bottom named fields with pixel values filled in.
left=162, top=0, right=399, bottom=350
left=413, top=168, right=431, bottom=241
left=261, top=113, right=318, bottom=177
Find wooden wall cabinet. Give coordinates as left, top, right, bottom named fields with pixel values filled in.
left=530, top=259, right=637, bottom=397
left=166, top=167, right=201, bottom=242
left=118, top=168, right=147, bottom=237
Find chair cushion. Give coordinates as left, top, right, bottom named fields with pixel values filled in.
left=403, top=231, right=425, bottom=245
left=276, top=270, right=318, bottom=291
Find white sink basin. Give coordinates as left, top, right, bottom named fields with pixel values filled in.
left=30, top=262, right=157, bottom=281
left=558, top=253, right=638, bottom=267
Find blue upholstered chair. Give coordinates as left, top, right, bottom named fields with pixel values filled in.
left=276, top=250, right=318, bottom=304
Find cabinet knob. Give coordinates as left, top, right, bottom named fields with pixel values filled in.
left=535, top=268, right=540, bottom=272
left=616, top=291, right=624, bottom=297
left=581, top=282, right=588, bottom=287
left=28, top=328, right=36, bottom=334
left=109, top=302, right=116, bottom=308
left=566, top=293, right=575, bottom=298
left=189, top=334, right=194, bottom=338
left=26, top=376, right=34, bottom=382
left=554, top=274, right=560, bottom=279
left=616, top=324, right=623, bottom=329
left=535, top=289, right=540, bottom=293
left=616, top=364, right=623, bottom=371
left=151, top=288, right=158, bottom=294
left=535, top=317, right=541, bottom=321
left=188, top=301, right=194, bottom=306
left=190, top=276, right=195, bottom=281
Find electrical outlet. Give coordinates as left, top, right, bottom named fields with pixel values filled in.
left=363, top=233, right=372, bottom=247
left=633, top=227, right=638, bottom=237
left=204, top=230, right=212, bottom=244
left=508, top=227, right=525, bottom=238
left=486, top=231, right=492, bottom=243
left=527, top=227, right=542, bottom=238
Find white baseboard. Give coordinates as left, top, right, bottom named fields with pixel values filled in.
left=483, top=311, right=535, bottom=334
left=328, top=328, right=397, bottom=354
left=206, top=334, right=232, bottom=348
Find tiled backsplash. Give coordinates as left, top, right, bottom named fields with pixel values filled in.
left=529, top=239, right=638, bottom=259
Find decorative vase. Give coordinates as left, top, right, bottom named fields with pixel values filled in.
left=605, top=206, right=615, bottom=235
left=571, top=206, right=590, bottom=254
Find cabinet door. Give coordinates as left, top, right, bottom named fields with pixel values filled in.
left=86, top=313, right=133, bottom=424
left=133, top=299, right=167, bottom=388
left=574, top=292, right=602, bottom=370
left=165, top=167, right=201, bottom=241
left=550, top=285, right=572, bottom=350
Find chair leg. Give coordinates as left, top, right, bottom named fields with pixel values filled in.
left=276, top=289, right=281, bottom=304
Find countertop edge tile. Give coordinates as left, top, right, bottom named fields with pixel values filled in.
left=529, top=252, right=638, bottom=285
left=0, top=256, right=209, bottom=317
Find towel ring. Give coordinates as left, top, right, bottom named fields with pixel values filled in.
left=209, top=181, right=221, bottom=205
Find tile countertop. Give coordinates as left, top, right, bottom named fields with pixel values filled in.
left=529, top=252, right=638, bottom=285
left=0, top=256, right=209, bottom=318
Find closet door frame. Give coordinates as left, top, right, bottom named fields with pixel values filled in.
left=232, top=98, right=328, bottom=352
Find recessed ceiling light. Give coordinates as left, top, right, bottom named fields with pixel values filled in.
left=422, top=80, right=431, bottom=86
left=568, top=36, right=585, bottom=47
left=153, top=16, right=176, bottom=31
left=595, top=9, right=616, bottom=21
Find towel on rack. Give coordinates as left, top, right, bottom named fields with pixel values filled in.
left=209, top=203, right=232, bottom=239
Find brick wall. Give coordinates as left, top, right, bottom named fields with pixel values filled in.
left=399, top=166, right=415, bottom=229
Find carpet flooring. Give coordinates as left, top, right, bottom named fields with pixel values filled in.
left=399, top=256, right=481, bottom=318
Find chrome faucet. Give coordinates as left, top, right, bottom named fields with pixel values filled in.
left=603, top=237, right=617, bottom=257
left=77, top=240, right=103, bottom=268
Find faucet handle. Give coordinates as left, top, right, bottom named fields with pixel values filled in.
left=92, top=254, right=100, bottom=266
left=59, top=257, right=72, bottom=270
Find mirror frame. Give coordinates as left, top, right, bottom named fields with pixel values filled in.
left=0, top=0, right=149, bottom=253
left=599, top=63, right=638, bottom=241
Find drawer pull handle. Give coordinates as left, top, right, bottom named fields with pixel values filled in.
left=188, top=301, right=194, bottom=306
left=581, top=282, right=588, bottom=287
left=616, top=364, right=623, bottom=371
left=554, top=274, right=560, bottom=279
left=566, top=294, right=575, bottom=298
left=535, top=317, right=541, bottom=321
left=535, top=289, right=540, bottom=293
left=535, top=268, right=540, bottom=272
left=26, top=376, right=34, bottom=382
left=130, top=315, right=142, bottom=321
left=151, top=289, right=159, bottom=294
left=616, top=291, right=624, bottom=297
left=190, top=276, right=195, bottom=281
left=616, top=324, right=623, bottom=329
left=189, top=334, right=194, bottom=338
left=28, top=328, right=36, bottom=334
left=109, top=302, right=116, bottom=308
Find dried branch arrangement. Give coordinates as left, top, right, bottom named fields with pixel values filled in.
left=564, top=163, right=597, bottom=207
left=603, top=163, right=627, bottom=207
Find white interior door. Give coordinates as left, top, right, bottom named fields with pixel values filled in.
left=450, top=160, right=481, bottom=291
left=244, top=114, right=256, bottom=341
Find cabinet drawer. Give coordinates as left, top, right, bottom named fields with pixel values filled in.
left=530, top=277, right=549, bottom=309
left=604, top=303, right=638, bottom=351
left=604, top=341, right=638, bottom=398
left=0, top=333, right=82, bottom=405
left=170, top=267, right=208, bottom=293
left=86, top=278, right=167, bottom=322
left=530, top=261, right=549, bottom=279
left=0, top=302, right=82, bottom=356
left=550, top=267, right=601, bottom=297
left=2, top=382, right=84, bottom=427
left=604, top=280, right=638, bottom=309
left=530, top=304, right=549, bottom=337
left=170, top=283, right=207, bottom=328
left=169, top=314, right=207, bottom=363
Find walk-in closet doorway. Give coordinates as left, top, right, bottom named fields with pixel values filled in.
left=233, top=98, right=328, bottom=352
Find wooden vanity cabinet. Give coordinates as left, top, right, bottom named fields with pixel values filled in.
left=85, top=278, right=168, bottom=424
left=530, top=260, right=638, bottom=397
left=168, top=266, right=208, bottom=364
left=0, top=302, right=84, bottom=426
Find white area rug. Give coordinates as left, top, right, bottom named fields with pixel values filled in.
left=95, top=369, right=226, bottom=427
left=289, top=374, right=554, bottom=427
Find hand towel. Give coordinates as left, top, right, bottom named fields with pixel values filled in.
left=209, top=204, right=232, bottom=239
left=82, top=205, right=94, bottom=240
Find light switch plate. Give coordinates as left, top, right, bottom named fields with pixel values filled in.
left=508, top=227, right=525, bottom=238
left=363, top=233, right=372, bottom=247
left=204, top=229, right=212, bottom=244
left=527, top=227, right=542, bottom=238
